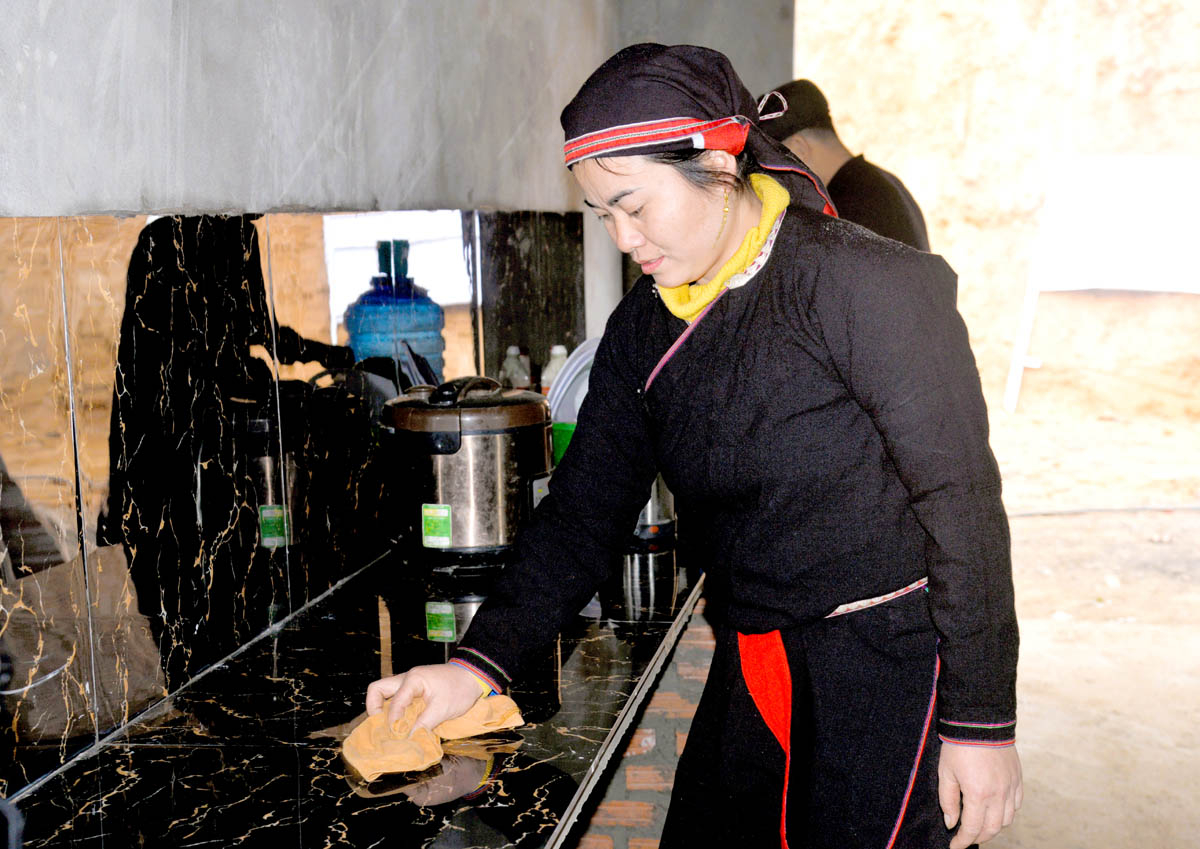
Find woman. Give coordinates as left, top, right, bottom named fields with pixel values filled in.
left=368, top=44, right=1021, bottom=848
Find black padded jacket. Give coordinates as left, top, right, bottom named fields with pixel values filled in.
left=455, top=201, right=1018, bottom=744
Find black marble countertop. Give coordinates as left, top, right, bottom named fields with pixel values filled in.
left=13, top=548, right=701, bottom=848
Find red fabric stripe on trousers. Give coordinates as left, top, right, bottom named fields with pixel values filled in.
left=738, top=631, right=792, bottom=849
left=885, top=653, right=941, bottom=849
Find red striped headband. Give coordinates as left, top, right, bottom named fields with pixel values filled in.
left=563, top=115, right=751, bottom=166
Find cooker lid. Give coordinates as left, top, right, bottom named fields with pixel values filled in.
left=383, top=376, right=549, bottom=433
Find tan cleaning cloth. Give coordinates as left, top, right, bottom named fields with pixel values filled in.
left=342, top=694, right=524, bottom=782
left=343, top=698, right=443, bottom=780
left=434, top=693, right=523, bottom=740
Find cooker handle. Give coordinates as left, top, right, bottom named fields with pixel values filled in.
left=429, top=376, right=502, bottom=407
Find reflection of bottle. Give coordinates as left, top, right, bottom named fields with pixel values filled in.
left=540, top=344, right=568, bottom=395
left=498, top=346, right=531, bottom=389
left=248, top=418, right=291, bottom=548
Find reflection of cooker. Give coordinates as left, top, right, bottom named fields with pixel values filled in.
left=420, top=560, right=498, bottom=651
left=384, top=557, right=563, bottom=725
left=384, top=377, right=551, bottom=558
left=600, top=549, right=680, bottom=623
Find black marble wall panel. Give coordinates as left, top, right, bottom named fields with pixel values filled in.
left=464, top=211, right=586, bottom=383
left=0, top=214, right=361, bottom=799
left=81, top=215, right=298, bottom=697
left=3, top=210, right=585, bottom=802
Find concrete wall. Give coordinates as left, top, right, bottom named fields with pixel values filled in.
left=1, top=0, right=791, bottom=218
left=0, top=0, right=613, bottom=215
left=619, top=0, right=794, bottom=96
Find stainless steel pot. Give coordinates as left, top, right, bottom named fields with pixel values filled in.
left=384, top=376, right=551, bottom=553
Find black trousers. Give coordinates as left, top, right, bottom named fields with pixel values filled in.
left=661, top=589, right=952, bottom=849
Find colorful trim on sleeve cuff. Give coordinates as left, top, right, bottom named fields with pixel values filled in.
left=938, top=735, right=1016, bottom=748
left=462, top=755, right=498, bottom=800
left=937, top=717, right=1016, bottom=746
left=453, top=647, right=512, bottom=688
left=448, top=658, right=501, bottom=696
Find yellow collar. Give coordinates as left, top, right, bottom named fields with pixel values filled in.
left=656, top=173, right=790, bottom=323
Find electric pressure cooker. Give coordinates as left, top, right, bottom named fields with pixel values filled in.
left=383, top=376, right=552, bottom=557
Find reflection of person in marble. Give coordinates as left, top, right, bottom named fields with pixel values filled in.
left=0, top=454, right=66, bottom=578
left=2, top=451, right=68, bottom=753
left=96, top=215, right=353, bottom=688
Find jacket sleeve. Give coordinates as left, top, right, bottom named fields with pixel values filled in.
left=452, top=305, right=659, bottom=691
left=812, top=241, right=1018, bottom=746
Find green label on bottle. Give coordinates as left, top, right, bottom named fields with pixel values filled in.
left=421, top=504, right=452, bottom=548
left=425, top=601, right=456, bottom=642
left=258, top=505, right=290, bottom=548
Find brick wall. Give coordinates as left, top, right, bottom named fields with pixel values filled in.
left=578, top=599, right=714, bottom=849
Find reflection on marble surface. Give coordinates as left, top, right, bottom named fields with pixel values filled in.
left=3, top=209, right=588, bottom=805
left=14, top=551, right=698, bottom=847
left=96, top=216, right=292, bottom=689
left=0, top=217, right=93, bottom=795
left=2, top=214, right=376, bottom=799
left=1, top=546, right=165, bottom=795
left=466, top=211, right=586, bottom=380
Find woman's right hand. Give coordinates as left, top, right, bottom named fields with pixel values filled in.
left=365, top=663, right=483, bottom=733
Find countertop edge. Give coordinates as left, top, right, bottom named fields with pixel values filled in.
left=545, top=573, right=706, bottom=848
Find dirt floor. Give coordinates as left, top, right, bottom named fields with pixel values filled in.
left=993, top=509, right=1199, bottom=848
left=980, top=294, right=1200, bottom=847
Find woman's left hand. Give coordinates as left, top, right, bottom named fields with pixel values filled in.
left=938, top=742, right=1023, bottom=848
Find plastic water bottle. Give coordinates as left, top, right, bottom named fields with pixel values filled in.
left=540, top=344, right=568, bottom=395
left=343, top=239, right=446, bottom=381
left=499, top=346, right=532, bottom=389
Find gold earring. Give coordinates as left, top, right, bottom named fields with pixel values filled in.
left=714, top=189, right=730, bottom=245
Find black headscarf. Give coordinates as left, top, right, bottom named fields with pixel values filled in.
left=560, top=43, right=836, bottom=217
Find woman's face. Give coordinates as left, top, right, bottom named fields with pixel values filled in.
left=572, top=155, right=730, bottom=288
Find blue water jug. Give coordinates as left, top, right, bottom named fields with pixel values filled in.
left=343, top=240, right=446, bottom=382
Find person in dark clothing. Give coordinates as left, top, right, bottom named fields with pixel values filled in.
left=368, top=44, right=1020, bottom=849
left=1, top=454, right=65, bottom=577
left=759, top=78, right=931, bottom=251
left=98, top=215, right=353, bottom=687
